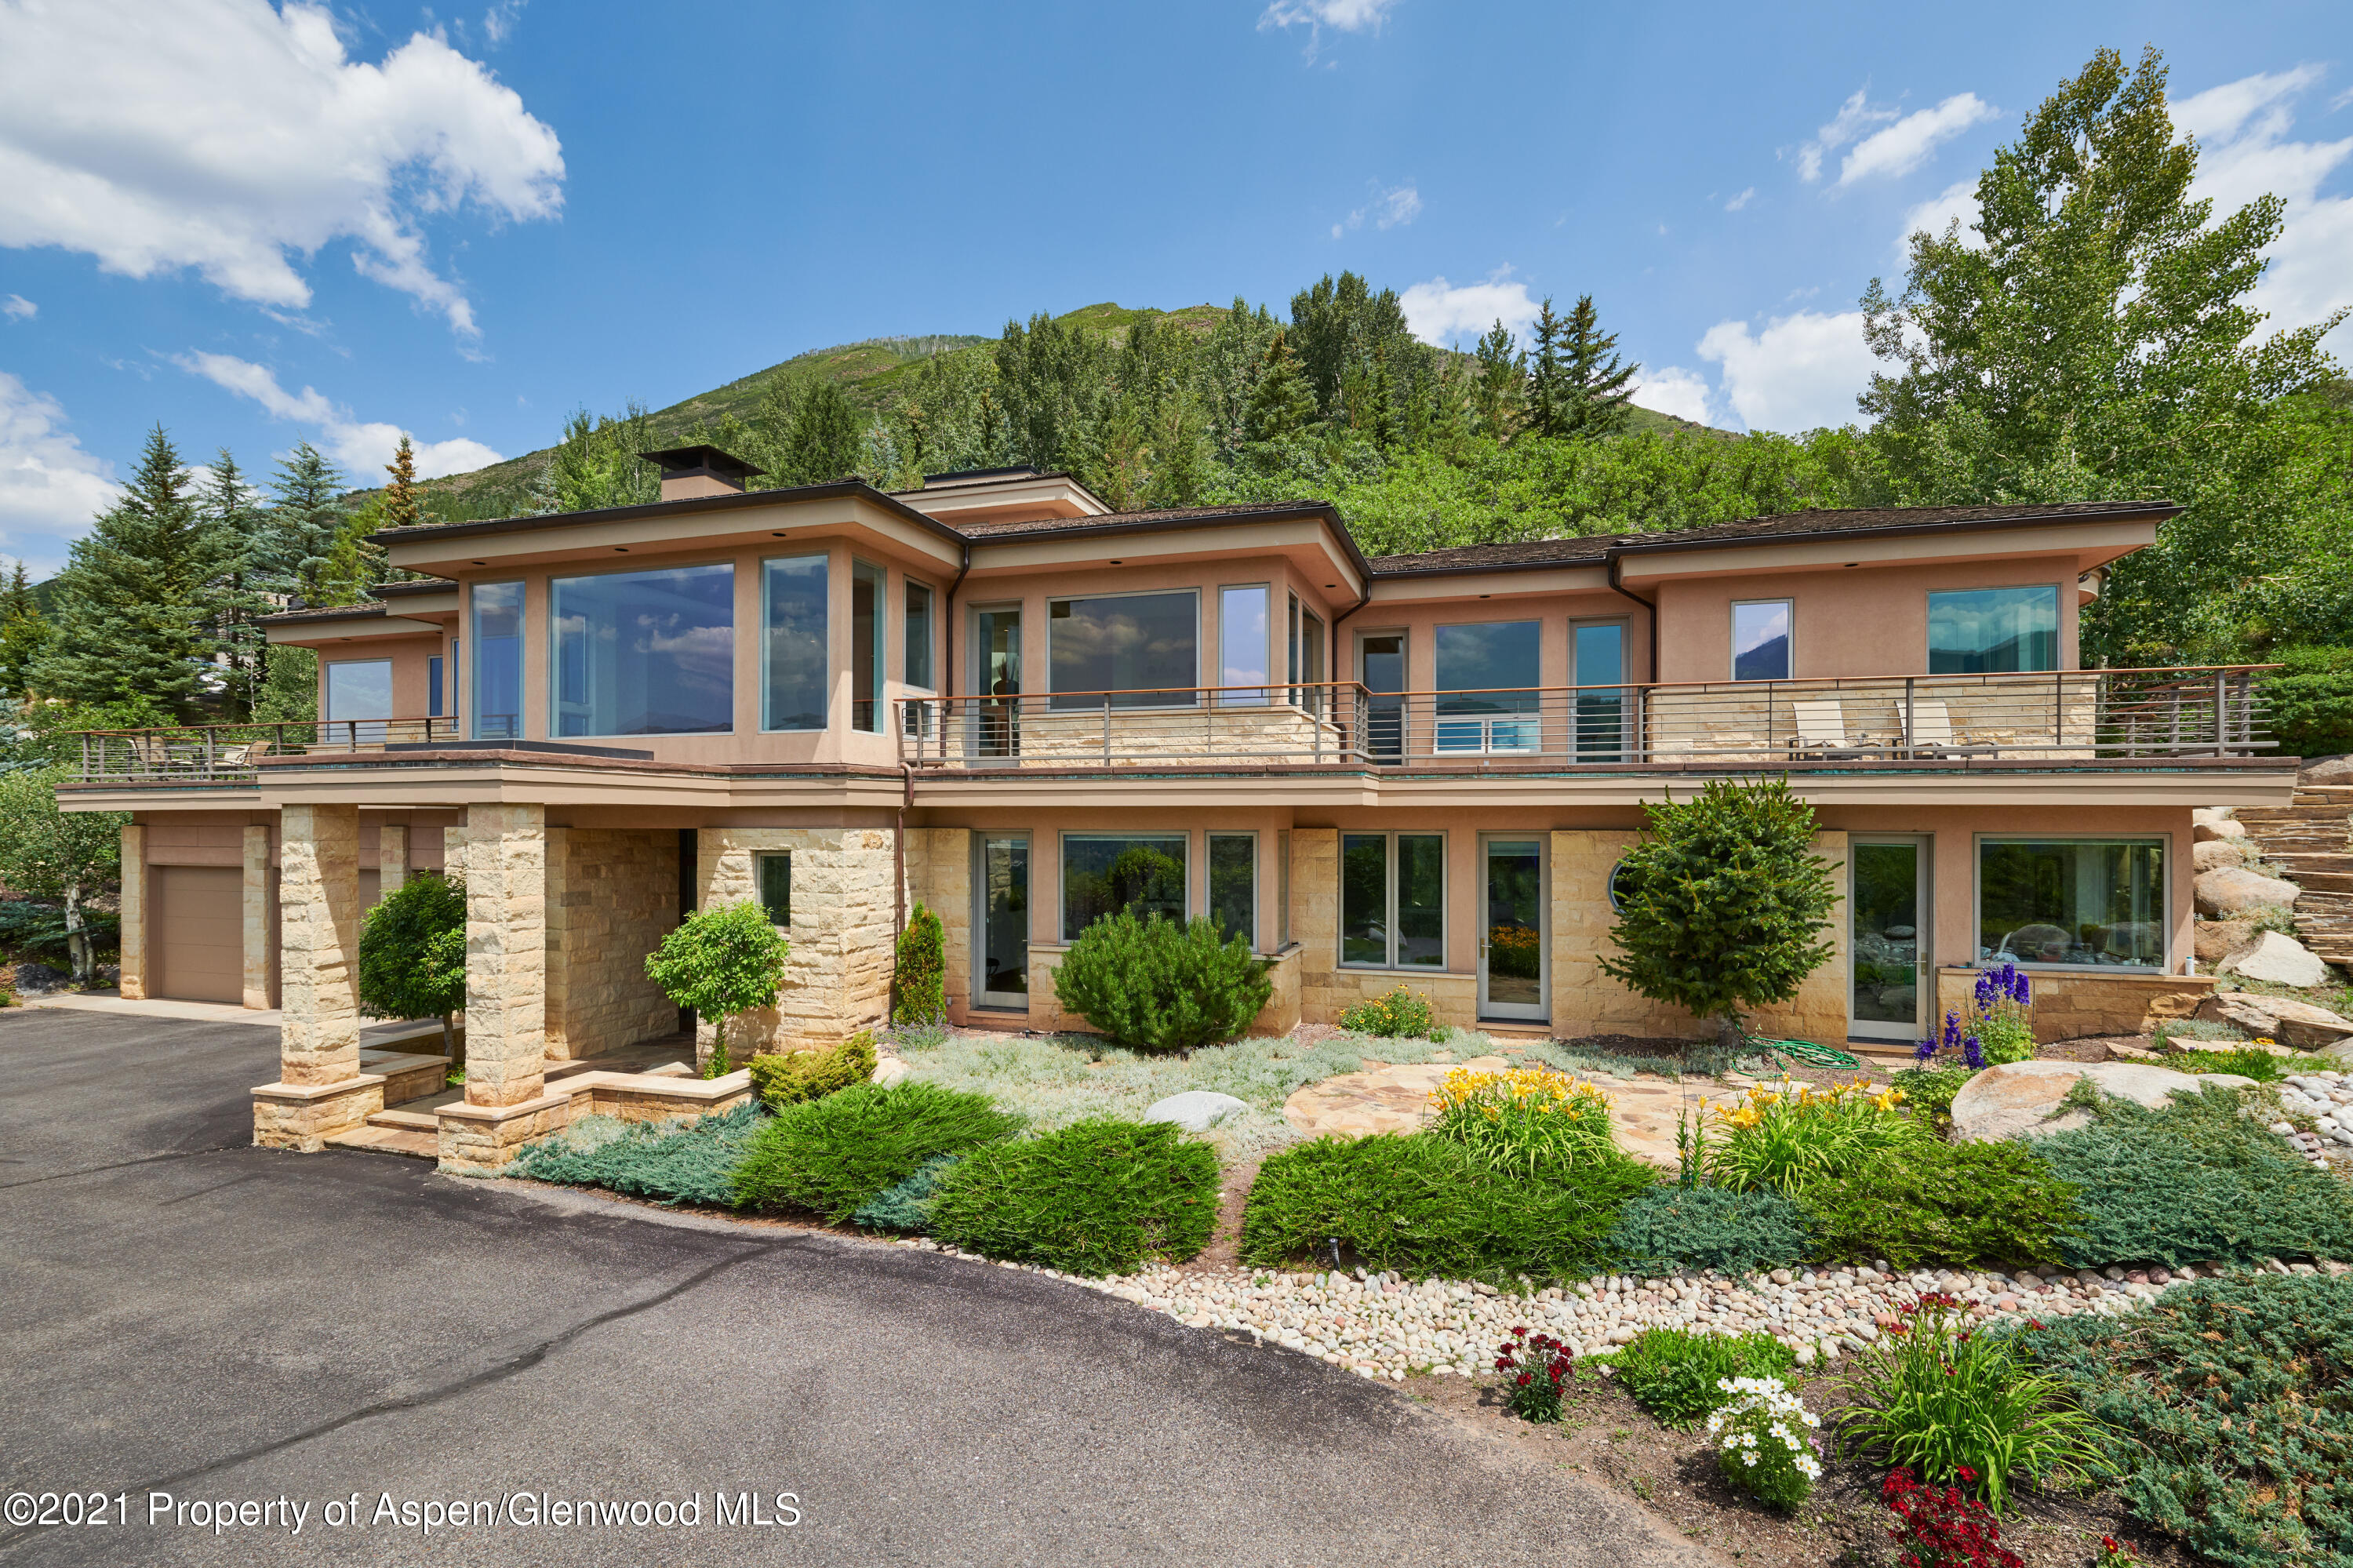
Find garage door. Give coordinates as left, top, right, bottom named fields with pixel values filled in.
left=153, top=865, right=244, bottom=1004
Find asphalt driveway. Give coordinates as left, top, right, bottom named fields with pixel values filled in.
left=0, top=1006, right=1718, bottom=1567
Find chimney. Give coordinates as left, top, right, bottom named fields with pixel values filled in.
left=640, top=444, right=766, bottom=502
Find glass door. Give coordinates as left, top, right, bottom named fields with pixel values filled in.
left=975, top=835, right=1029, bottom=1009
left=1849, top=838, right=1929, bottom=1041
left=971, top=606, right=1020, bottom=761
left=1359, top=632, right=1406, bottom=763
left=1479, top=837, right=1547, bottom=1022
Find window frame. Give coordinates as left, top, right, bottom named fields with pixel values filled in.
left=1046, top=585, right=1201, bottom=710
left=1338, top=829, right=1449, bottom=971
left=1058, top=830, right=1191, bottom=942
left=903, top=576, right=936, bottom=693
left=1928, top=584, right=2062, bottom=675
left=1277, top=828, right=1291, bottom=949
left=1730, top=598, right=1794, bottom=682
left=1206, top=831, right=1258, bottom=948
left=850, top=557, right=886, bottom=734
left=544, top=559, right=736, bottom=740
left=468, top=580, right=526, bottom=741
left=759, top=552, right=831, bottom=733
left=427, top=654, right=445, bottom=719
left=1971, top=832, right=2170, bottom=973
left=755, top=852, right=791, bottom=930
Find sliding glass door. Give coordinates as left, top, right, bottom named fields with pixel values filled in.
left=974, top=835, right=1029, bottom=1010
left=1850, top=838, right=1929, bottom=1042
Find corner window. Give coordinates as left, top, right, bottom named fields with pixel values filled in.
left=1341, top=831, right=1445, bottom=969
left=1978, top=839, right=2164, bottom=969
left=1208, top=832, right=1257, bottom=947
left=755, top=853, right=791, bottom=928
left=762, top=555, right=828, bottom=731
left=852, top=558, right=884, bottom=733
left=1049, top=591, right=1198, bottom=708
left=1288, top=595, right=1326, bottom=708
left=1061, top=832, right=1187, bottom=940
left=1732, top=599, right=1791, bottom=682
left=1930, top=586, right=2059, bottom=674
left=1218, top=584, right=1270, bottom=706
left=904, top=579, right=935, bottom=691
left=549, top=563, right=734, bottom=737
left=325, top=658, right=392, bottom=744
left=470, top=581, right=524, bottom=740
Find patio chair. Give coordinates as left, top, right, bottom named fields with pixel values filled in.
left=1786, top=699, right=1888, bottom=761
left=1904, top=698, right=1998, bottom=759
left=127, top=733, right=180, bottom=773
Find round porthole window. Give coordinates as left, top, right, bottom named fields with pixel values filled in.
left=1606, top=858, right=1634, bottom=912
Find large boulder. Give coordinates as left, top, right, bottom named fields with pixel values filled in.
left=1142, top=1090, right=1250, bottom=1132
left=2194, top=919, right=2257, bottom=963
left=2192, top=817, right=2247, bottom=843
left=2301, top=755, right=2353, bottom=786
left=2195, top=865, right=2300, bottom=918
left=2220, top=930, right=2332, bottom=989
left=2196, top=991, right=2353, bottom=1050
left=1951, top=1059, right=2256, bottom=1143
left=2192, top=839, right=2251, bottom=873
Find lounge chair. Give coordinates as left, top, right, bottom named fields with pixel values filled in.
left=1787, top=699, right=1888, bottom=761
left=1904, top=698, right=1998, bottom=759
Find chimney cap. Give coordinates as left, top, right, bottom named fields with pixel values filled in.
left=638, top=444, right=767, bottom=481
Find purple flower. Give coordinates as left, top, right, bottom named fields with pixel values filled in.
left=1915, top=1036, right=1938, bottom=1063
left=1941, top=1012, right=1963, bottom=1054
left=1962, top=1035, right=1986, bottom=1070
left=2011, top=968, right=2032, bottom=1007
left=1975, top=971, right=1998, bottom=1011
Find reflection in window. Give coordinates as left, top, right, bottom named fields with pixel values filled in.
left=1978, top=839, right=2164, bottom=968
left=1574, top=621, right=1626, bottom=761
left=852, top=558, right=883, bottom=733
left=1049, top=591, right=1198, bottom=708
left=1219, top=585, right=1269, bottom=705
left=1289, top=595, right=1327, bottom=711
left=550, top=564, right=734, bottom=737
left=762, top=555, right=828, bottom=730
left=756, top=853, right=791, bottom=927
left=904, top=580, right=934, bottom=690
left=1929, top=586, right=2058, bottom=674
left=1062, top=833, right=1187, bottom=940
left=427, top=655, right=445, bottom=719
left=1732, top=600, right=1791, bottom=682
left=1435, top=621, right=1540, bottom=753
left=471, top=581, right=523, bottom=740
left=1208, top=833, right=1256, bottom=947
left=325, top=659, right=392, bottom=744
left=1340, top=832, right=1445, bottom=968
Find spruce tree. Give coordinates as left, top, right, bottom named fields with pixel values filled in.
left=1242, top=329, right=1317, bottom=444
left=1472, top=320, right=1526, bottom=438
left=195, top=450, right=274, bottom=718
left=780, top=380, right=868, bottom=484
left=31, top=425, right=209, bottom=716
left=258, top=442, right=349, bottom=606
left=1522, top=298, right=1571, bottom=440
left=0, top=558, right=47, bottom=698
left=1559, top=294, right=1639, bottom=439
left=382, top=435, right=422, bottom=527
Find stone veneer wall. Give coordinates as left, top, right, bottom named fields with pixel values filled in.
left=904, top=827, right=973, bottom=1020
left=1549, top=828, right=1849, bottom=1043
left=546, top=827, right=680, bottom=1060
left=697, top=827, right=896, bottom=1059
left=117, top=824, right=147, bottom=999
left=463, top=803, right=549, bottom=1109
left=1934, top=966, right=2212, bottom=1042
left=1289, top=828, right=1486, bottom=1031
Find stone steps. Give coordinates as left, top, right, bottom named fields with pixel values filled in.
left=326, top=1123, right=438, bottom=1159
left=365, top=1108, right=438, bottom=1131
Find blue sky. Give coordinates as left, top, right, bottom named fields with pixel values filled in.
left=2, top=0, right=2351, bottom=577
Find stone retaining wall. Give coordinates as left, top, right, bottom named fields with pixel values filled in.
left=1934, top=966, right=2212, bottom=1042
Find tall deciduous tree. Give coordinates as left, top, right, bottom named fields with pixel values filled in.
left=0, top=766, right=124, bottom=985
left=536, top=405, right=659, bottom=514
left=1558, top=295, right=1639, bottom=439
left=31, top=426, right=209, bottom=716
left=1858, top=45, right=2345, bottom=663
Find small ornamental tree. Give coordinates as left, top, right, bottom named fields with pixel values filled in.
left=1599, top=777, right=1838, bottom=1048
left=356, top=873, right=467, bottom=1064
left=893, top=901, right=945, bottom=1026
left=0, top=766, right=124, bottom=985
left=1053, top=911, right=1272, bottom=1052
left=645, top=900, right=789, bottom=1077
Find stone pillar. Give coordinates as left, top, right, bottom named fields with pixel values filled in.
left=379, top=822, right=408, bottom=897
left=242, top=825, right=271, bottom=1010
left=117, top=824, right=147, bottom=1000
left=1292, top=828, right=1338, bottom=1024
left=253, top=804, right=380, bottom=1150
left=462, top=803, right=547, bottom=1108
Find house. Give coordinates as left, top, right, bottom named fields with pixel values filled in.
left=60, top=449, right=2296, bottom=1169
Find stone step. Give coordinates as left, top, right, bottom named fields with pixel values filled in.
left=326, top=1124, right=438, bottom=1159
left=365, top=1108, right=438, bottom=1131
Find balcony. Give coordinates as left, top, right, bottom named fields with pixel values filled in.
left=896, top=666, right=2283, bottom=773
left=67, top=718, right=464, bottom=784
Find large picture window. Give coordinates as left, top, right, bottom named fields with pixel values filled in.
left=852, top=558, right=884, bottom=732
left=1219, top=584, right=1269, bottom=705
left=471, top=581, right=524, bottom=740
left=762, top=555, right=828, bottom=731
left=1978, top=838, right=2165, bottom=969
left=1930, top=586, right=2059, bottom=674
left=324, top=659, right=391, bottom=744
left=904, top=579, right=935, bottom=691
left=1435, top=620, right=1540, bottom=753
left=1049, top=591, right=1198, bottom=708
left=1061, top=833, right=1187, bottom=940
left=1732, top=599, right=1791, bottom=682
left=549, top=564, right=733, bottom=737
left=1340, top=831, right=1445, bottom=969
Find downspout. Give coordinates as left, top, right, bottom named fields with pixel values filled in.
left=1606, top=551, right=1659, bottom=763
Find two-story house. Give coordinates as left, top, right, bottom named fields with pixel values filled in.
left=62, top=448, right=2296, bottom=1169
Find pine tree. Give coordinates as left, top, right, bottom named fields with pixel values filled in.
left=0, top=558, right=47, bottom=698
left=31, top=425, right=210, bottom=715
left=195, top=450, right=274, bottom=718
left=1242, top=329, right=1317, bottom=444
left=1522, top=298, right=1571, bottom=440
left=1472, top=320, right=1526, bottom=439
left=257, top=442, right=349, bottom=606
left=1559, top=295, right=1639, bottom=439
left=318, top=495, right=391, bottom=607
left=779, top=380, right=868, bottom=485
left=382, top=435, right=422, bottom=528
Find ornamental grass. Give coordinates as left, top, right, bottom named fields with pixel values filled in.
left=1427, top=1065, right=1617, bottom=1177
left=1704, top=1075, right=1923, bottom=1197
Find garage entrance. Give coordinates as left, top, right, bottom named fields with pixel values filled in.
left=151, top=865, right=243, bottom=1004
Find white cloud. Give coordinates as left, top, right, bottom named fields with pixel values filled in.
left=0, top=373, right=118, bottom=577
left=1696, top=311, right=1876, bottom=433
left=2, top=294, right=32, bottom=322
left=1399, top=272, right=1539, bottom=347
left=1796, top=89, right=1897, bottom=182
left=1333, top=181, right=1420, bottom=238
left=1259, top=0, right=1395, bottom=61
left=2174, top=66, right=2353, bottom=356
left=482, top=0, right=526, bottom=45
left=1838, top=93, right=1997, bottom=185
left=1631, top=366, right=1715, bottom=425
left=176, top=351, right=502, bottom=479
left=0, top=0, right=563, bottom=341
left=1894, top=177, right=1979, bottom=262
left=1724, top=187, right=1755, bottom=212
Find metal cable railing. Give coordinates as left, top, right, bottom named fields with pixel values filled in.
left=70, top=716, right=464, bottom=783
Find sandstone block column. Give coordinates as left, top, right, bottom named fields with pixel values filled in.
left=117, top=824, right=147, bottom=1000
left=463, top=803, right=548, bottom=1108
left=242, top=824, right=271, bottom=1010
left=1292, top=828, right=1338, bottom=1023
left=253, top=804, right=380, bottom=1150
left=379, top=822, right=408, bottom=897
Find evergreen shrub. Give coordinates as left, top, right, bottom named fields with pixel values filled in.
left=1802, top=1141, right=2078, bottom=1270
left=1605, top=1185, right=1812, bottom=1277
left=1604, top=1326, right=1797, bottom=1430
left=1051, top=911, right=1271, bottom=1051
left=1239, top=1132, right=1656, bottom=1282
left=893, top=901, right=945, bottom=1026
left=747, top=1031, right=877, bottom=1109
left=511, top=1101, right=766, bottom=1208
left=732, top=1081, right=1021, bottom=1223
left=927, top=1118, right=1220, bottom=1275
left=849, top=1153, right=961, bottom=1233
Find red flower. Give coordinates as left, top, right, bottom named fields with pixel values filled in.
left=1512, top=1326, right=1528, bottom=1337
left=1956, top=1466, right=1977, bottom=1483
left=1517, top=1373, right=1532, bottom=1387
left=2103, top=1538, right=2118, bottom=1552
